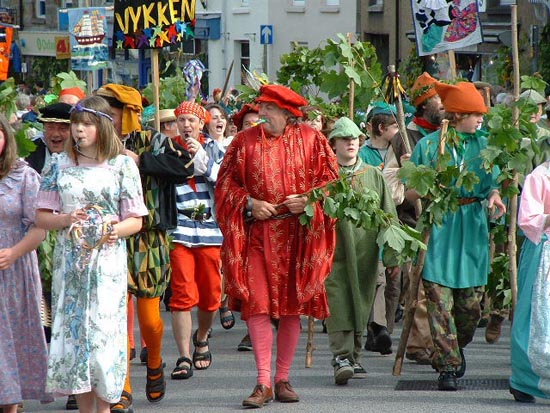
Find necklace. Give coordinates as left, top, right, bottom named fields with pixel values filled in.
left=75, top=146, right=98, bottom=161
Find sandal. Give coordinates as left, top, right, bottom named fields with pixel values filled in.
left=171, top=356, right=193, bottom=380
left=192, top=329, right=212, bottom=370
left=146, top=362, right=166, bottom=403
left=219, top=306, right=235, bottom=330
left=110, top=390, right=133, bottom=413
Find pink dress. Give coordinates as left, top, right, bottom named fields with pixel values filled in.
left=0, top=159, right=49, bottom=404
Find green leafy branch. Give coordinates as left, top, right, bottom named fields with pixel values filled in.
left=399, top=144, right=481, bottom=232
left=299, top=168, right=426, bottom=264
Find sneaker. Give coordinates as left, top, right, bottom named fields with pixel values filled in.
left=332, top=356, right=354, bottom=385
left=237, top=334, right=253, bottom=351
left=485, top=314, right=505, bottom=344
left=437, top=371, right=458, bottom=391
left=352, top=363, right=367, bottom=379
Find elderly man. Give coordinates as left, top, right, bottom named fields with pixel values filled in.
left=96, top=84, right=193, bottom=413
left=168, top=101, right=224, bottom=381
left=215, top=84, right=339, bottom=407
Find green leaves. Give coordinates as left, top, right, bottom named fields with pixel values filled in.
left=299, top=169, right=425, bottom=263
left=277, top=34, right=382, bottom=122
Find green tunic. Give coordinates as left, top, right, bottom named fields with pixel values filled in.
left=410, top=128, right=499, bottom=289
left=325, top=159, right=398, bottom=333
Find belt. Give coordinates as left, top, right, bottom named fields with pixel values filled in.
left=245, top=212, right=295, bottom=224
left=181, top=209, right=212, bottom=221
left=457, top=197, right=480, bottom=206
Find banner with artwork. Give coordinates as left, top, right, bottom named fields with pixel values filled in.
left=113, top=0, right=196, bottom=49
left=411, top=0, right=483, bottom=56
left=68, top=7, right=109, bottom=71
left=0, top=25, right=12, bottom=80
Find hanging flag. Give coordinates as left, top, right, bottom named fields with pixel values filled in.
left=68, top=7, right=109, bottom=71
left=0, top=26, right=13, bottom=81
left=113, top=0, right=196, bottom=49
left=411, top=0, right=483, bottom=56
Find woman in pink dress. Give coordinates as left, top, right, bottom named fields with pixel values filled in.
left=0, top=113, right=49, bottom=412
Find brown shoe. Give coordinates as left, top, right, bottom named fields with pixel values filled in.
left=486, top=314, right=505, bottom=344
left=274, top=380, right=299, bottom=403
left=242, top=384, right=273, bottom=408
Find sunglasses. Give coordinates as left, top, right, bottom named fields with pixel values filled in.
left=70, top=103, right=113, bottom=122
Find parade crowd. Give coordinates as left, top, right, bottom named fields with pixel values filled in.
left=2, top=70, right=550, bottom=413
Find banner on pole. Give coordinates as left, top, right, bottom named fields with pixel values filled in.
left=411, top=0, right=483, bottom=56
left=68, top=7, right=109, bottom=71
left=113, top=0, right=196, bottom=49
left=0, top=25, right=12, bottom=80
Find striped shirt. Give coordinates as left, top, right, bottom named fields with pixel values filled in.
left=171, top=135, right=225, bottom=247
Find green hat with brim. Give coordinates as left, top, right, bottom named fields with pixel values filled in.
left=329, top=116, right=364, bottom=141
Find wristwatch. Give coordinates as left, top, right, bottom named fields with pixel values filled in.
left=245, top=196, right=253, bottom=219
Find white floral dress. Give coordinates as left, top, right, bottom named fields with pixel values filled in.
left=36, top=153, right=147, bottom=402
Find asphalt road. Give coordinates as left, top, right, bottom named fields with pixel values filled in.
left=25, top=310, right=550, bottom=412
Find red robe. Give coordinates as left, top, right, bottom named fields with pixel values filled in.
left=215, top=123, right=338, bottom=320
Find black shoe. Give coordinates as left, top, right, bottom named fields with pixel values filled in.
left=140, top=347, right=148, bottom=364
left=365, top=324, right=392, bottom=355
left=394, top=305, right=404, bottom=324
left=456, top=348, right=466, bottom=378
left=438, top=371, right=458, bottom=391
left=510, top=386, right=535, bottom=403
left=65, top=395, right=78, bottom=410
left=237, top=334, right=253, bottom=351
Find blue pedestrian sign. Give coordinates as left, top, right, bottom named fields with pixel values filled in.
left=260, top=25, right=273, bottom=45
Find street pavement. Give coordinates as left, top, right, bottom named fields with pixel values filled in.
left=25, top=311, right=550, bottom=412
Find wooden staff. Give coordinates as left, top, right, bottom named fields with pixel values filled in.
left=387, top=65, right=412, bottom=154
left=305, top=316, right=315, bottom=368
left=221, top=60, right=234, bottom=98
left=347, top=32, right=355, bottom=119
left=151, top=49, right=161, bottom=131
left=508, top=4, right=520, bottom=312
left=448, top=50, right=457, bottom=80
left=393, top=119, right=448, bottom=375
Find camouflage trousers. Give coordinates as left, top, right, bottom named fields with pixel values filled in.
left=423, top=280, right=484, bottom=372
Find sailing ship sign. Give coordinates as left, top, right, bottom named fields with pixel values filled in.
left=68, top=7, right=109, bottom=71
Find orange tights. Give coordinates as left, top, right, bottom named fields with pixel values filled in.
left=123, top=296, right=164, bottom=396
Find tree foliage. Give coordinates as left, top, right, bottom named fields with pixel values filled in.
left=277, top=33, right=383, bottom=122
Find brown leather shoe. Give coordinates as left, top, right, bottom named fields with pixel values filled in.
left=274, top=380, right=299, bottom=403
left=486, top=314, right=505, bottom=344
left=242, top=384, right=273, bottom=408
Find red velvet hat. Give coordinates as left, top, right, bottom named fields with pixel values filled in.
left=255, top=84, right=308, bottom=117
left=435, top=81, right=488, bottom=114
left=232, top=103, right=259, bottom=130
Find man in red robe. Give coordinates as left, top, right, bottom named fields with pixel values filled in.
left=215, top=84, right=338, bottom=408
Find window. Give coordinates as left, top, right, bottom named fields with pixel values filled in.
left=241, top=0, right=250, bottom=6
left=239, top=41, right=250, bottom=85
left=63, top=0, right=75, bottom=7
left=287, top=0, right=306, bottom=12
left=321, top=0, right=340, bottom=12
left=368, top=0, right=383, bottom=12
left=36, top=0, right=46, bottom=18
left=325, top=0, right=340, bottom=5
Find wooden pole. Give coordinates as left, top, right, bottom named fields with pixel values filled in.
left=387, top=64, right=412, bottom=154
left=221, top=60, right=234, bottom=98
left=347, top=33, right=355, bottom=119
left=151, top=49, right=161, bottom=132
left=448, top=50, right=457, bottom=80
left=305, top=316, right=315, bottom=368
left=393, top=231, right=430, bottom=376
left=508, top=4, right=520, bottom=312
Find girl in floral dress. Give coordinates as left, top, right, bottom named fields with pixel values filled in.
left=0, top=113, right=49, bottom=413
left=36, top=96, right=147, bottom=413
